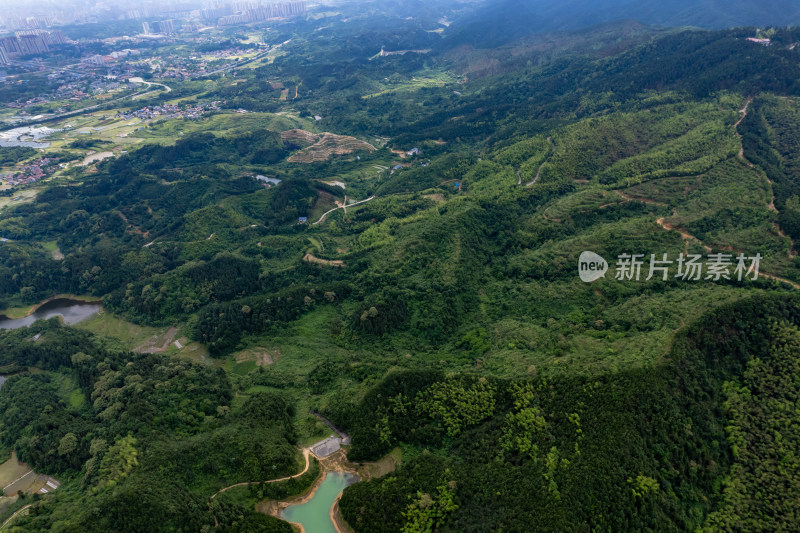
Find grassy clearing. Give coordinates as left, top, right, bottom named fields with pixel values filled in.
left=69, top=389, right=85, bottom=409
left=361, top=69, right=458, bottom=99
left=52, top=372, right=81, bottom=407
left=229, top=306, right=358, bottom=437
left=228, top=360, right=257, bottom=376
left=307, top=236, right=323, bottom=254
left=74, top=311, right=167, bottom=350
left=357, top=447, right=402, bottom=480
left=76, top=311, right=220, bottom=366
left=41, top=240, right=64, bottom=260
left=136, top=112, right=313, bottom=142
left=0, top=188, right=39, bottom=213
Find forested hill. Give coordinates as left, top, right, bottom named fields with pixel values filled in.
left=1, top=10, right=800, bottom=532
left=448, top=0, right=800, bottom=46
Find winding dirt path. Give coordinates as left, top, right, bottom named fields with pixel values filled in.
left=655, top=214, right=800, bottom=289
left=313, top=196, right=375, bottom=225
left=733, top=97, right=795, bottom=256
left=734, top=97, right=756, bottom=166
left=526, top=162, right=544, bottom=187
left=734, top=97, right=752, bottom=130
left=656, top=215, right=711, bottom=254
left=616, top=190, right=664, bottom=206
left=117, top=211, right=150, bottom=238
left=210, top=448, right=312, bottom=501
left=760, top=272, right=800, bottom=290
left=525, top=137, right=553, bottom=187
left=0, top=504, right=33, bottom=530
left=209, top=448, right=312, bottom=526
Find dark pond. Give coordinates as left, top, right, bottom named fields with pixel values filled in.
left=0, top=298, right=101, bottom=330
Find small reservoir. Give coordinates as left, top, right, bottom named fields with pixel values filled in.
left=0, top=298, right=101, bottom=329
left=280, top=471, right=359, bottom=533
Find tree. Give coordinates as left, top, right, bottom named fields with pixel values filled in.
left=95, top=435, right=138, bottom=491
left=58, top=433, right=78, bottom=456
left=402, top=471, right=458, bottom=533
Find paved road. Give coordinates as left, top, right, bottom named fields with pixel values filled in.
left=130, top=77, right=172, bottom=100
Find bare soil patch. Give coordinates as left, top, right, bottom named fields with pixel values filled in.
left=304, top=254, right=345, bottom=267
left=234, top=347, right=282, bottom=366
left=134, top=326, right=178, bottom=353
left=282, top=130, right=376, bottom=163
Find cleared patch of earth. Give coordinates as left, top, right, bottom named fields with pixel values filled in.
left=423, top=193, right=445, bottom=202
left=80, top=151, right=114, bottom=166
left=234, top=346, right=282, bottom=366
left=0, top=452, right=60, bottom=514
left=304, top=254, right=345, bottom=267
left=282, top=129, right=376, bottom=163
left=134, top=326, right=178, bottom=353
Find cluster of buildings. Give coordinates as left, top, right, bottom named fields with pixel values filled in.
left=126, top=46, right=256, bottom=79
left=0, top=30, right=68, bottom=65
left=122, top=4, right=195, bottom=22
left=203, top=1, right=306, bottom=26
left=117, top=101, right=221, bottom=121
left=0, top=0, right=306, bottom=47
left=2, top=156, right=60, bottom=187
left=1, top=1, right=197, bottom=30
left=142, top=20, right=176, bottom=35
left=55, top=84, right=91, bottom=101
left=3, top=71, right=132, bottom=117
left=82, top=48, right=141, bottom=67
left=0, top=0, right=303, bottom=35
left=2, top=15, right=57, bottom=31
left=6, top=95, right=51, bottom=109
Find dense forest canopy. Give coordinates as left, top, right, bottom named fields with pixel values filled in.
left=1, top=2, right=800, bottom=531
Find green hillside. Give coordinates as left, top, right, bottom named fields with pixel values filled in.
left=0, top=10, right=799, bottom=533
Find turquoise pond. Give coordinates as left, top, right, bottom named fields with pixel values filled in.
left=280, top=472, right=359, bottom=533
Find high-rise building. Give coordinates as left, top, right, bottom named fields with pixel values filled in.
left=0, top=30, right=67, bottom=55
left=24, top=16, right=47, bottom=29
left=18, top=34, right=49, bottom=55
left=218, top=1, right=305, bottom=26
left=46, top=30, right=67, bottom=45
left=4, top=17, right=28, bottom=31
left=0, top=47, right=9, bottom=66
left=218, top=14, right=249, bottom=25
left=200, top=6, right=232, bottom=23
left=84, top=54, right=106, bottom=66
left=155, top=19, right=175, bottom=34
left=0, top=36, right=22, bottom=56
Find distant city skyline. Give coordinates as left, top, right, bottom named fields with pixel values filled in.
left=0, top=0, right=307, bottom=35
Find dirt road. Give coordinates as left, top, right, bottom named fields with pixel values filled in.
left=313, top=196, right=375, bottom=225
left=210, top=448, right=312, bottom=501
